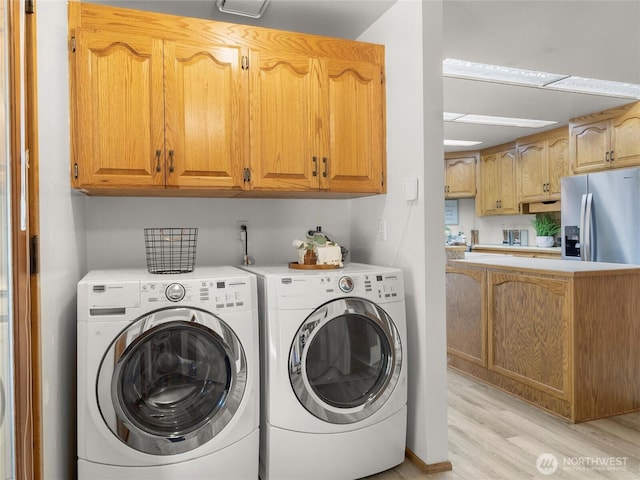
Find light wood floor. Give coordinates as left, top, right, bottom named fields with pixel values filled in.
left=364, top=368, right=640, bottom=479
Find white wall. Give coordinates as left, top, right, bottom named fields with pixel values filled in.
left=355, top=0, right=449, bottom=466
left=37, top=1, right=87, bottom=479
left=85, top=197, right=352, bottom=270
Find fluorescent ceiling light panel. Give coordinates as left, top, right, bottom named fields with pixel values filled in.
left=217, top=0, right=271, bottom=18
left=443, top=58, right=640, bottom=99
left=545, top=76, right=640, bottom=99
left=443, top=58, right=567, bottom=87
left=444, top=112, right=557, bottom=128
left=443, top=112, right=465, bottom=121
left=454, top=114, right=557, bottom=128
left=444, top=139, right=483, bottom=147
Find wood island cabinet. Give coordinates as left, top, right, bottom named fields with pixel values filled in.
left=570, top=101, right=640, bottom=174
left=477, top=144, right=519, bottom=216
left=68, top=3, right=386, bottom=197
left=444, top=152, right=477, bottom=199
left=446, top=258, right=640, bottom=422
left=517, top=127, right=569, bottom=203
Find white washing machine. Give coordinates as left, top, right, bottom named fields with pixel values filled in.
left=241, top=263, right=407, bottom=480
left=77, top=266, right=259, bottom=479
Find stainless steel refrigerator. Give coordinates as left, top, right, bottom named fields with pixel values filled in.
left=561, top=167, right=640, bottom=264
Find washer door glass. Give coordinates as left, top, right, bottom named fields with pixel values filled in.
left=289, top=297, right=402, bottom=424
left=97, top=308, right=246, bottom=455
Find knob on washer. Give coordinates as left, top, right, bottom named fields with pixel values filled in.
left=338, top=276, right=354, bottom=293
left=166, top=283, right=185, bottom=302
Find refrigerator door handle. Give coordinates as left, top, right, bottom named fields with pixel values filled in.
left=583, top=193, right=594, bottom=261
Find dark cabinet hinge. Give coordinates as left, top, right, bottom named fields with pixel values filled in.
left=381, top=171, right=385, bottom=186
left=30, top=235, right=38, bottom=274
left=241, top=55, right=249, bottom=70
left=26, top=0, right=34, bottom=14
left=243, top=168, right=251, bottom=182
left=73, top=163, right=79, bottom=179
left=71, top=36, right=76, bottom=53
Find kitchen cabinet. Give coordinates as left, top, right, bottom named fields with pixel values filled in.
left=444, top=152, right=477, bottom=198
left=517, top=127, right=569, bottom=203
left=68, top=3, right=386, bottom=198
left=445, top=265, right=486, bottom=366
left=446, top=256, right=640, bottom=422
left=71, top=28, right=245, bottom=195
left=570, top=101, right=640, bottom=174
left=247, top=51, right=385, bottom=194
left=477, top=144, right=518, bottom=216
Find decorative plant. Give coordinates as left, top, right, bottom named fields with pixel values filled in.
left=531, top=214, right=560, bottom=237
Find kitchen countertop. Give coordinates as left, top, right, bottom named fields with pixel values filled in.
left=452, top=254, right=640, bottom=276
left=471, top=243, right=562, bottom=255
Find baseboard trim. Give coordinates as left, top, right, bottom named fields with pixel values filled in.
left=405, top=448, right=453, bottom=474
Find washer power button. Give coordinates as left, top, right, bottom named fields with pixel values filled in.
left=166, top=283, right=186, bottom=302
left=338, top=276, right=354, bottom=293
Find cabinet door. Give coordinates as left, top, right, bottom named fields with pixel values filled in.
left=488, top=272, right=571, bottom=400
left=498, top=149, right=519, bottom=214
left=248, top=50, right=319, bottom=191
left=517, top=141, right=546, bottom=203
left=478, top=153, right=499, bottom=215
left=446, top=267, right=486, bottom=366
left=445, top=155, right=476, bottom=198
left=164, top=40, right=245, bottom=190
left=610, top=112, right=640, bottom=169
left=571, top=120, right=610, bottom=173
left=73, top=29, right=164, bottom=188
left=546, top=135, right=569, bottom=198
left=323, top=59, right=384, bottom=193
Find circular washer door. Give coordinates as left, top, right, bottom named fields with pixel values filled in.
left=96, top=307, right=246, bottom=455
left=289, top=297, right=402, bottom=424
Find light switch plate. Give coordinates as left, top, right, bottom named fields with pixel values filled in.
left=404, top=177, right=419, bottom=201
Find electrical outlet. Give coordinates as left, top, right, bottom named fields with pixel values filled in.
left=237, top=220, right=248, bottom=240
left=377, top=219, right=387, bottom=241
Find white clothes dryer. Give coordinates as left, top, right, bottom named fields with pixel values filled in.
left=241, top=263, right=407, bottom=480
left=77, top=267, right=259, bottom=479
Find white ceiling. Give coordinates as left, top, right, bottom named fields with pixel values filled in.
left=88, top=0, right=640, bottom=153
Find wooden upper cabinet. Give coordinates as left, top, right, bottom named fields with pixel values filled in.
left=477, top=145, right=518, bottom=216
left=72, top=29, right=164, bottom=189
left=570, top=101, right=640, bottom=174
left=69, top=3, right=387, bottom=198
left=517, top=127, right=569, bottom=203
left=324, top=58, right=385, bottom=194
left=164, top=41, right=246, bottom=190
left=444, top=152, right=477, bottom=198
left=71, top=28, right=245, bottom=193
left=247, top=52, right=385, bottom=194
left=248, top=50, right=320, bottom=192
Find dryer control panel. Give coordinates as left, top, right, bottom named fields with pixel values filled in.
left=272, top=272, right=404, bottom=310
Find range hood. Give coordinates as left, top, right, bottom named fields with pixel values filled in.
left=216, top=0, right=271, bottom=18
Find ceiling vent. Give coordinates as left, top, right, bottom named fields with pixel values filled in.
left=216, top=0, right=271, bottom=18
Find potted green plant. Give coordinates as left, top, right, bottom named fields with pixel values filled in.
left=531, top=214, right=560, bottom=247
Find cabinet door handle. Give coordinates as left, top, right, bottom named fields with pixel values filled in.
left=312, top=156, right=318, bottom=176
left=322, top=157, right=328, bottom=178
left=610, top=150, right=614, bottom=162
left=605, top=151, right=610, bottom=162
left=168, top=150, right=175, bottom=172
left=155, top=150, right=162, bottom=172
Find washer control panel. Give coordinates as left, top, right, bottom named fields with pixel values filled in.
left=87, top=277, right=253, bottom=312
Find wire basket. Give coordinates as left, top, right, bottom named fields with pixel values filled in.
left=144, top=228, right=198, bottom=274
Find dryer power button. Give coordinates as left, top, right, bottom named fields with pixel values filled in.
left=338, top=276, right=354, bottom=293
left=166, top=283, right=186, bottom=302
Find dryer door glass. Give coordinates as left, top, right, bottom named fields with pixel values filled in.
left=289, top=297, right=402, bottom=424
left=97, top=308, right=247, bottom=455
